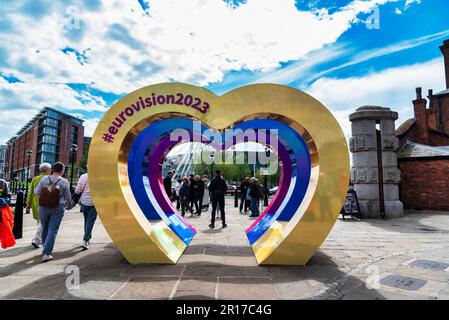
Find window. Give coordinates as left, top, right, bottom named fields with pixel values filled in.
left=38, top=152, right=56, bottom=164
left=70, top=126, right=78, bottom=144
left=43, top=126, right=58, bottom=136
left=38, top=143, right=57, bottom=153
left=41, top=135, right=57, bottom=145
left=43, top=117, right=59, bottom=128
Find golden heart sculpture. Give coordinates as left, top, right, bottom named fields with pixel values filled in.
left=88, top=83, right=349, bottom=265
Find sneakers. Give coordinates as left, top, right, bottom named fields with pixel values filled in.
left=209, top=224, right=215, bottom=229
left=222, top=223, right=227, bottom=229
left=31, top=239, right=40, bottom=249
left=42, top=254, right=53, bottom=262
left=81, top=241, right=90, bottom=250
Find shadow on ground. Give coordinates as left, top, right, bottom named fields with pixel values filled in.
left=2, top=242, right=385, bottom=300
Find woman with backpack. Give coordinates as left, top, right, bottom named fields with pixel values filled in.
left=35, top=162, right=74, bottom=262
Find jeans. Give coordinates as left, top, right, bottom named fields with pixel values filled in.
left=251, top=197, right=260, bottom=216
left=239, top=194, right=250, bottom=212
left=180, top=197, right=192, bottom=216
left=211, top=194, right=225, bottom=225
left=82, top=205, right=97, bottom=242
left=39, top=204, right=65, bottom=256
left=33, top=220, right=43, bottom=244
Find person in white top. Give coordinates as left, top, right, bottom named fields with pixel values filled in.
left=74, top=172, right=97, bottom=250
left=174, top=178, right=182, bottom=210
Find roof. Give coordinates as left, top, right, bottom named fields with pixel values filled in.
left=11, top=106, right=84, bottom=140
left=435, top=88, right=449, bottom=96
left=395, top=118, right=415, bottom=136
left=398, top=141, right=449, bottom=159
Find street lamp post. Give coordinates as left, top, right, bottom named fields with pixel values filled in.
left=3, top=162, right=8, bottom=181
left=263, top=147, right=270, bottom=207
left=210, top=152, right=215, bottom=177
left=70, top=144, right=78, bottom=192
left=25, top=150, right=33, bottom=198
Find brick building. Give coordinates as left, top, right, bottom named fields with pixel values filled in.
left=0, top=144, right=6, bottom=178
left=3, top=107, right=84, bottom=181
left=398, top=142, right=449, bottom=211
left=395, top=39, right=449, bottom=211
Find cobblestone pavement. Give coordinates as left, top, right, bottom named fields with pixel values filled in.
left=1, top=198, right=449, bottom=300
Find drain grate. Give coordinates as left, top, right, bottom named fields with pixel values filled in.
left=380, top=275, right=427, bottom=291
left=409, top=259, right=449, bottom=271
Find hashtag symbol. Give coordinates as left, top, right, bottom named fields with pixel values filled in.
left=103, top=133, right=114, bottom=143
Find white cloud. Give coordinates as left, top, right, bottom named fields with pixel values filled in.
left=405, top=0, right=422, bottom=10
left=306, top=59, right=446, bottom=139
left=0, top=0, right=401, bottom=94
left=0, top=0, right=415, bottom=142
left=306, top=29, right=449, bottom=83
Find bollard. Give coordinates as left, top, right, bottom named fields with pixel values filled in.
left=234, top=190, right=239, bottom=208
left=12, top=191, right=24, bottom=239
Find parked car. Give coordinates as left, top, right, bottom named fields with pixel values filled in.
left=226, top=184, right=237, bottom=195
left=268, top=186, right=278, bottom=195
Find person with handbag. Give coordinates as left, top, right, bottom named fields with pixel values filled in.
left=34, top=162, right=74, bottom=262
left=26, top=162, right=51, bottom=249
left=74, top=170, right=96, bottom=250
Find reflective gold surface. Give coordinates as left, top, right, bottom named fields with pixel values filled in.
left=89, top=83, right=349, bottom=265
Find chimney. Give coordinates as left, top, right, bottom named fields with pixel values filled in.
left=440, top=39, right=449, bottom=89
left=428, top=89, right=433, bottom=109
left=413, top=87, right=429, bottom=144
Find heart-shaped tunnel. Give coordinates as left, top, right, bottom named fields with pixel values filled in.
left=124, top=114, right=315, bottom=262
left=89, top=83, right=349, bottom=266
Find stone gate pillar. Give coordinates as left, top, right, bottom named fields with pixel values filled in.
left=349, top=106, right=404, bottom=218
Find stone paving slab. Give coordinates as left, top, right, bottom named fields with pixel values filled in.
left=112, top=277, right=178, bottom=300
left=1, top=200, right=449, bottom=300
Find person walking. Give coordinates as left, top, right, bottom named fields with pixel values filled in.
left=239, top=177, right=250, bottom=214
left=188, top=174, right=195, bottom=209
left=26, top=163, right=51, bottom=249
left=163, top=171, right=174, bottom=200
left=197, top=175, right=205, bottom=213
left=190, top=175, right=204, bottom=215
left=249, top=178, right=263, bottom=217
left=0, top=178, right=15, bottom=249
left=35, top=162, right=74, bottom=262
left=209, top=170, right=228, bottom=229
left=201, top=175, right=210, bottom=211
left=74, top=171, right=97, bottom=250
left=179, top=177, right=191, bottom=217
left=175, top=178, right=182, bottom=210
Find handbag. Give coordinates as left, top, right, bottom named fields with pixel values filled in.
left=72, top=180, right=86, bottom=205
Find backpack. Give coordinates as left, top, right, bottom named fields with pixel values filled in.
left=39, top=177, right=61, bottom=208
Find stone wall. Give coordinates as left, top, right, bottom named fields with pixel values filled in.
left=399, top=159, right=449, bottom=211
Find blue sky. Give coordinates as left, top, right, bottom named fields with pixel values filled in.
left=0, top=0, right=448, bottom=142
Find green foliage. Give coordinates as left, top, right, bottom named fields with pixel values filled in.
left=192, top=151, right=280, bottom=186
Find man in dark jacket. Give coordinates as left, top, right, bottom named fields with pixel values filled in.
left=163, top=171, right=174, bottom=200
left=179, top=178, right=191, bottom=217
left=239, top=177, right=250, bottom=213
left=249, top=178, right=262, bottom=217
left=208, top=170, right=228, bottom=229
left=188, top=174, right=195, bottom=209
left=190, top=175, right=204, bottom=216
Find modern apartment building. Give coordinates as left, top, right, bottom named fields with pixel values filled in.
left=3, top=107, right=84, bottom=181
